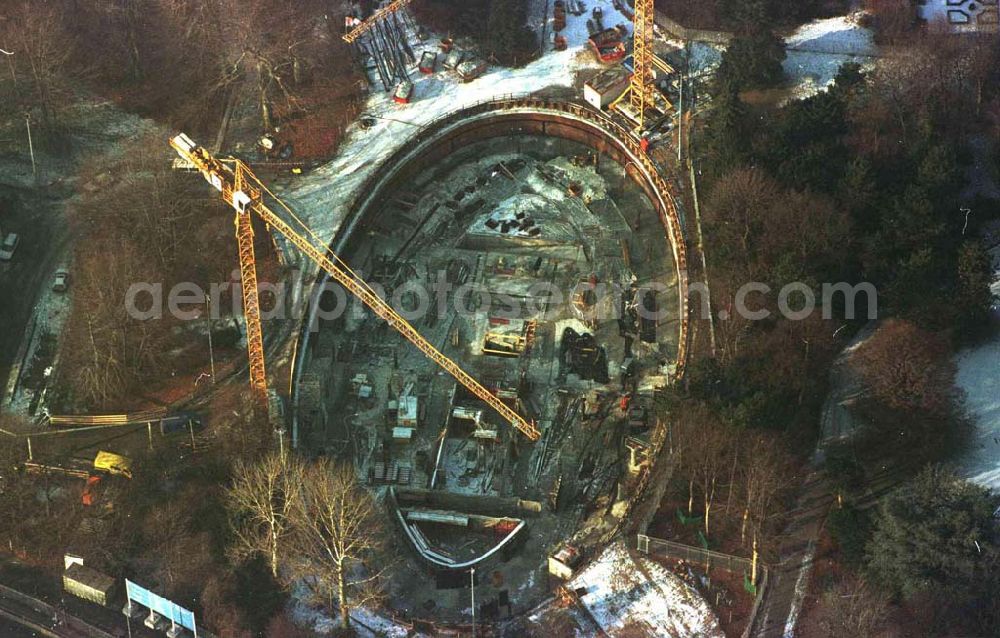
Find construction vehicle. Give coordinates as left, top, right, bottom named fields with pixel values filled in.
left=393, top=80, right=414, bottom=104
left=588, top=26, right=628, bottom=63
left=169, top=134, right=541, bottom=442
left=92, top=451, right=132, bottom=479
left=26, top=451, right=133, bottom=481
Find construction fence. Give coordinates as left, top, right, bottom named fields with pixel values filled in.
left=634, top=533, right=770, bottom=638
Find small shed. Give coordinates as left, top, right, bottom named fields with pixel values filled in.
left=584, top=68, right=630, bottom=109
left=63, top=564, right=116, bottom=606
left=548, top=545, right=581, bottom=579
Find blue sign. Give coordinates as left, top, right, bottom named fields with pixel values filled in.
left=125, top=579, right=197, bottom=634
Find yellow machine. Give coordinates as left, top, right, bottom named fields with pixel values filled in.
left=169, top=134, right=541, bottom=442
left=93, top=451, right=132, bottom=479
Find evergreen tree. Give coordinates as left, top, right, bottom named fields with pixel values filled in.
left=715, top=24, right=786, bottom=90
left=866, top=465, right=1000, bottom=607
left=952, top=240, right=995, bottom=341
left=839, top=157, right=876, bottom=225
left=828, top=504, right=871, bottom=567
left=486, top=0, right=534, bottom=66
left=703, top=80, right=752, bottom=172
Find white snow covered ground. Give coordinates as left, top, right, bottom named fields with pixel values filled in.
left=661, top=11, right=877, bottom=103
left=955, top=244, right=1000, bottom=490
left=956, top=333, right=1000, bottom=489
left=565, top=541, right=723, bottom=638
left=782, top=12, right=877, bottom=101
left=283, top=0, right=629, bottom=253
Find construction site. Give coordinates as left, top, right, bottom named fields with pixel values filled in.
left=1, top=0, right=701, bottom=634
left=180, top=0, right=692, bottom=628
left=6, top=0, right=976, bottom=635
left=287, top=87, right=687, bottom=619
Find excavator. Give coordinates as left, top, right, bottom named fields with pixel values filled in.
left=169, top=134, right=541, bottom=442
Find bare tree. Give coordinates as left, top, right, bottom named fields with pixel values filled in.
left=0, top=1, right=74, bottom=135
left=0, top=432, right=31, bottom=551
left=863, top=0, right=916, bottom=45
left=741, top=432, right=787, bottom=586
left=855, top=319, right=956, bottom=418
left=289, top=459, right=389, bottom=629
left=226, top=452, right=306, bottom=580
left=818, top=578, right=890, bottom=638
left=57, top=137, right=235, bottom=411
left=694, top=418, right=730, bottom=538
left=674, top=404, right=731, bottom=537
left=155, top=0, right=329, bottom=131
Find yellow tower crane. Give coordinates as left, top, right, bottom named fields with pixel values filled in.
left=610, top=0, right=673, bottom=132
left=629, top=0, right=655, bottom=130
left=169, top=134, right=541, bottom=442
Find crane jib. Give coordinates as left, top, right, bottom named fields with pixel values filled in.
left=169, top=135, right=540, bottom=441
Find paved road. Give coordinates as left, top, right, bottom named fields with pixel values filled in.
left=0, top=562, right=151, bottom=638
left=752, top=469, right=832, bottom=638
left=0, top=181, right=70, bottom=409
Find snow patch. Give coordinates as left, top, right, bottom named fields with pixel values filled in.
left=955, top=330, right=1000, bottom=490
left=567, top=542, right=723, bottom=638
left=955, top=246, right=1000, bottom=491
left=783, top=13, right=877, bottom=102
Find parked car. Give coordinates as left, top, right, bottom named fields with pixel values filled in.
left=53, top=270, right=70, bottom=292
left=0, top=232, right=19, bottom=261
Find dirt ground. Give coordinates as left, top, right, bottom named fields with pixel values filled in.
left=649, top=555, right=756, bottom=637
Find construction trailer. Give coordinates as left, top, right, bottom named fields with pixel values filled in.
left=63, top=564, right=117, bottom=606
left=588, top=26, right=628, bottom=63
left=456, top=58, right=488, bottom=82
left=548, top=545, right=582, bottom=579
left=584, top=68, right=631, bottom=109
left=394, top=79, right=414, bottom=104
